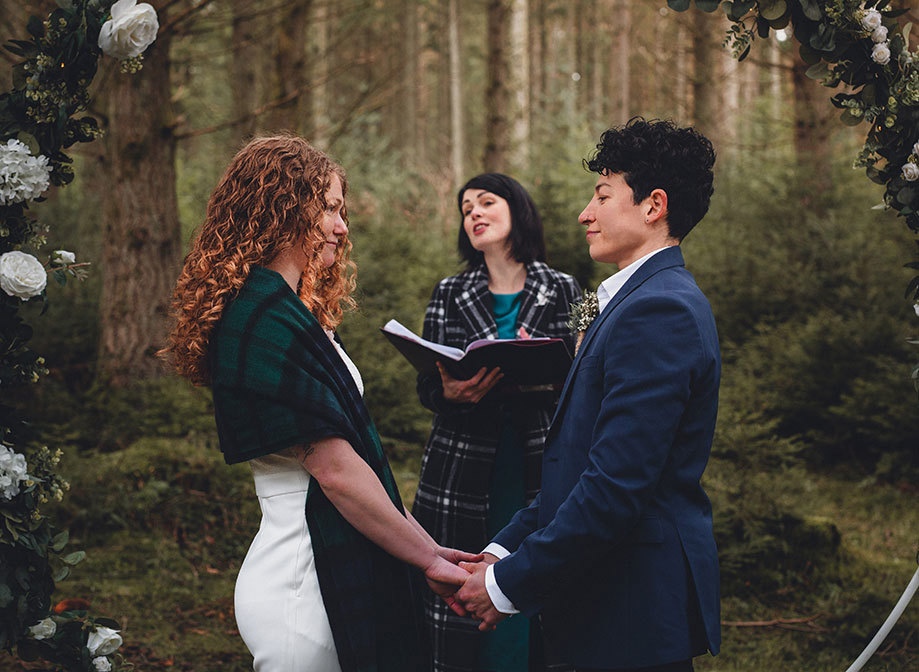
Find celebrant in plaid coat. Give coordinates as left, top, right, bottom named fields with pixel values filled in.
left=412, top=173, right=581, bottom=672
left=162, top=136, right=479, bottom=672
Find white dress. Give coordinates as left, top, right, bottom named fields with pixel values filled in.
left=234, top=331, right=363, bottom=672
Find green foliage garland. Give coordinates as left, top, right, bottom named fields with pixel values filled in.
left=0, top=0, right=158, bottom=669
left=669, top=0, right=919, bottom=396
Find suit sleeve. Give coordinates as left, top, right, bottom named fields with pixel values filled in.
left=493, top=294, right=703, bottom=616
left=491, top=491, right=542, bottom=552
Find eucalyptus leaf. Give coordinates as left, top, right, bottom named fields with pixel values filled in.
left=26, top=15, right=44, bottom=39
left=0, top=583, right=12, bottom=608
left=53, top=565, right=70, bottom=582
left=93, top=617, right=121, bottom=629
left=667, top=0, right=692, bottom=10
left=16, top=132, right=40, bottom=155
left=50, top=530, right=69, bottom=552
left=805, top=62, right=830, bottom=80
left=905, top=275, right=919, bottom=299
left=799, top=44, right=821, bottom=65
left=694, top=0, right=720, bottom=12
left=61, top=550, right=85, bottom=565
left=759, top=0, right=787, bottom=21
left=800, top=0, right=822, bottom=20
left=897, top=187, right=916, bottom=206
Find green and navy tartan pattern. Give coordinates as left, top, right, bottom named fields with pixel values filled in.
left=210, top=265, right=427, bottom=672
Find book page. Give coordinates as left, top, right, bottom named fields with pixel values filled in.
left=382, top=319, right=465, bottom=360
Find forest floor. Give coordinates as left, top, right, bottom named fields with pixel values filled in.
left=3, top=436, right=917, bottom=672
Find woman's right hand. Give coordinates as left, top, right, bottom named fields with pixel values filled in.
left=437, top=362, right=503, bottom=404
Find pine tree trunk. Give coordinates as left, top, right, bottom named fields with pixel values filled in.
left=483, top=0, right=509, bottom=172
left=448, top=0, right=464, bottom=185
left=271, top=0, right=310, bottom=133
left=508, top=0, right=529, bottom=171
left=231, top=0, right=260, bottom=139
left=98, top=19, right=181, bottom=387
left=792, top=56, right=833, bottom=199
left=691, top=9, right=723, bottom=148
left=400, top=0, right=420, bottom=167
left=614, top=0, right=631, bottom=123
left=310, top=0, right=330, bottom=147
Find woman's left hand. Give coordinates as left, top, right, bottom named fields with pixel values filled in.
left=436, top=546, right=484, bottom=565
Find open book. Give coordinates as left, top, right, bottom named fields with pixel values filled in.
left=381, top=319, right=573, bottom=387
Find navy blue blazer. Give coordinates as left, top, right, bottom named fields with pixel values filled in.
left=492, top=246, right=721, bottom=669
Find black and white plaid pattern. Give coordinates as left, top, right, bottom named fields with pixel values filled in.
left=412, top=261, right=581, bottom=672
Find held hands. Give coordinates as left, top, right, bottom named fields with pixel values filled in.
left=456, top=558, right=506, bottom=631
left=437, top=363, right=503, bottom=404
left=424, top=547, right=483, bottom=616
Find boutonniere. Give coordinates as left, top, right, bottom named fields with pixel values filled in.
left=567, top=291, right=599, bottom=355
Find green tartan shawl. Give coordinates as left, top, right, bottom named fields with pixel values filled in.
left=210, top=266, right=427, bottom=672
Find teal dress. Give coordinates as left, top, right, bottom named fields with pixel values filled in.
left=478, top=291, right=531, bottom=672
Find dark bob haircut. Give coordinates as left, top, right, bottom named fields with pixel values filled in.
left=456, top=173, right=546, bottom=268
left=584, top=117, right=715, bottom=241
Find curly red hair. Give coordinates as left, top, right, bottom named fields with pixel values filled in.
left=161, top=136, right=356, bottom=385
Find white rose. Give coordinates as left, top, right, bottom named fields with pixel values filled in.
left=87, top=626, right=122, bottom=657
left=871, top=26, right=888, bottom=43
left=872, top=42, right=891, bottom=65
left=914, top=302, right=919, bottom=317
left=53, top=250, right=76, bottom=265
left=861, top=9, right=883, bottom=31
left=902, top=162, right=919, bottom=182
left=98, top=0, right=159, bottom=60
left=0, top=251, right=47, bottom=300
left=28, top=618, right=56, bottom=640
left=92, top=657, right=112, bottom=672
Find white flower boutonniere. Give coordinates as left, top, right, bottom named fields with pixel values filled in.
left=567, top=291, right=599, bottom=354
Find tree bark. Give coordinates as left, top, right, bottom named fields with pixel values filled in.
left=448, top=0, right=464, bottom=185
left=230, top=0, right=260, bottom=139
left=98, top=9, right=181, bottom=386
left=270, top=0, right=311, bottom=133
left=614, top=0, right=631, bottom=123
left=791, top=56, right=834, bottom=199
left=508, top=0, right=529, bottom=171
left=400, top=0, right=420, bottom=167
left=310, top=0, right=330, bottom=147
left=691, top=8, right=723, bottom=148
left=483, top=0, right=509, bottom=172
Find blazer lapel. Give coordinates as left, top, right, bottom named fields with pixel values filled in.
left=548, top=246, right=686, bottom=430
left=516, top=262, right=558, bottom=336
left=455, top=264, right=498, bottom=342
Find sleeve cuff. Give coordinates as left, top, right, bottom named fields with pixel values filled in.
left=482, top=542, right=511, bottom=560
left=485, top=563, right=519, bottom=615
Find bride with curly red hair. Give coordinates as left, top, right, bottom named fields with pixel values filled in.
left=162, top=136, right=476, bottom=672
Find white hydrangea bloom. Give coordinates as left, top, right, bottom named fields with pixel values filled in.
left=0, top=139, right=52, bottom=205
left=0, top=445, right=29, bottom=500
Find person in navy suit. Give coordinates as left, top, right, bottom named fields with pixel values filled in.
left=455, top=118, right=721, bottom=672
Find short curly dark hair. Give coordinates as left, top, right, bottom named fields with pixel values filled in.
left=585, top=117, right=716, bottom=240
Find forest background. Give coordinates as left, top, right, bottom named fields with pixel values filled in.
left=2, top=0, right=918, bottom=670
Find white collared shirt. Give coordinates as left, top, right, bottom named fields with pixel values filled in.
left=481, top=245, right=674, bottom=615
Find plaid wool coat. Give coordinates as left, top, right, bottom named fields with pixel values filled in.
left=412, top=260, right=581, bottom=672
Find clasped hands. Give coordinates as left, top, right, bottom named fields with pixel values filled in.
left=425, top=550, right=506, bottom=631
